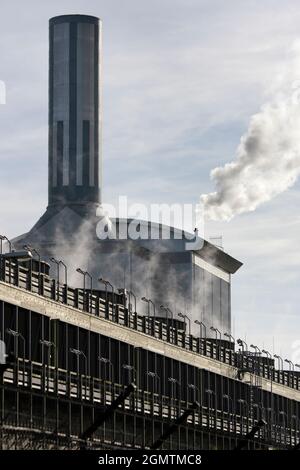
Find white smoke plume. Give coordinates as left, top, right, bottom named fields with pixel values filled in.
left=201, top=46, right=300, bottom=221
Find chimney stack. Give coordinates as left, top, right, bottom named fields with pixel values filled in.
left=48, top=15, right=102, bottom=208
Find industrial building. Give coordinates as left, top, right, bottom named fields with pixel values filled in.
left=1, top=14, right=299, bottom=450
left=0, top=254, right=299, bottom=449
left=13, top=14, right=241, bottom=336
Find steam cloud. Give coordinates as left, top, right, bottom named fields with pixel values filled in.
left=201, top=51, right=300, bottom=221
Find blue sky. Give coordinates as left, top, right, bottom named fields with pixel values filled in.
left=1, top=0, right=300, bottom=362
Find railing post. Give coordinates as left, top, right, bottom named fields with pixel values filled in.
left=115, top=305, right=119, bottom=323
left=151, top=318, right=155, bottom=337
left=39, top=273, right=43, bottom=296
left=63, top=284, right=68, bottom=305
left=27, top=262, right=32, bottom=291
left=142, top=316, right=146, bottom=334
left=96, top=294, right=100, bottom=317
left=15, top=262, right=20, bottom=288
left=159, top=321, right=163, bottom=340
left=51, top=279, right=56, bottom=301
left=124, top=308, right=129, bottom=327
left=75, top=289, right=79, bottom=309
left=0, top=256, right=3, bottom=281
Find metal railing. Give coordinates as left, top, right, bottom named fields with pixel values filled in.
left=1, top=256, right=300, bottom=393
left=2, top=358, right=299, bottom=448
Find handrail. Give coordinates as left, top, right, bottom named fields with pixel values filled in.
left=2, top=358, right=299, bottom=447
left=0, top=256, right=299, bottom=393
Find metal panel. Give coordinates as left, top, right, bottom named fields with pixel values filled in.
left=193, top=253, right=230, bottom=283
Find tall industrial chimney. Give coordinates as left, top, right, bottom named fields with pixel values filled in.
left=48, top=15, right=102, bottom=208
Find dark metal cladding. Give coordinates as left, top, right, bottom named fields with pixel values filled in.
left=48, top=14, right=102, bottom=208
